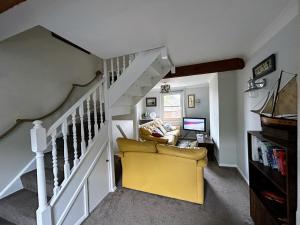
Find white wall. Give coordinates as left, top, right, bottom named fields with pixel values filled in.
left=140, top=86, right=210, bottom=131
left=184, top=86, right=210, bottom=133
left=218, top=71, right=238, bottom=166
left=0, top=26, right=101, bottom=191
left=209, top=72, right=238, bottom=165
left=209, top=74, right=220, bottom=161
left=236, top=16, right=299, bottom=181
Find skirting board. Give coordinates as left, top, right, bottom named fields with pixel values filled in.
left=297, top=210, right=300, bottom=225
left=0, top=158, right=36, bottom=199
left=218, top=162, right=249, bottom=185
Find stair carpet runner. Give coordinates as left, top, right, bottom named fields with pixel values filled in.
left=0, top=110, right=102, bottom=225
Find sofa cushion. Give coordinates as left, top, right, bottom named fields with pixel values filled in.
left=152, top=130, right=164, bottom=137
left=157, top=144, right=207, bottom=160
left=140, top=127, right=152, bottom=136
left=163, top=123, right=176, bottom=132
left=117, top=138, right=157, bottom=153
left=166, top=129, right=180, bottom=137
left=157, top=125, right=167, bottom=135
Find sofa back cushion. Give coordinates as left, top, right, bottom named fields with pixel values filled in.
left=140, top=127, right=152, bottom=136
left=117, top=138, right=157, bottom=153
left=156, top=144, right=207, bottom=160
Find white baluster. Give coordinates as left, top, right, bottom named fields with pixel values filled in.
left=110, top=58, right=114, bottom=84
left=72, top=112, right=79, bottom=167
left=123, top=55, right=126, bottom=72
left=99, top=85, right=104, bottom=126
left=128, top=55, right=131, bottom=66
left=62, top=120, right=70, bottom=180
left=87, top=96, right=92, bottom=144
left=79, top=103, right=86, bottom=157
left=116, top=57, right=120, bottom=79
left=30, top=121, right=52, bottom=224
left=51, top=131, right=60, bottom=197
left=93, top=91, right=99, bottom=135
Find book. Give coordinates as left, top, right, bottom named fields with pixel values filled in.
left=251, top=136, right=259, bottom=161
left=273, top=149, right=287, bottom=176
left=260, top=142, right=269, bottom=166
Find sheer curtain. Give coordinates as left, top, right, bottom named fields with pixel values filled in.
left=160, top=90, right=185, bottom=126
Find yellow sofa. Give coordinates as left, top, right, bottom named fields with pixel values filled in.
left=117, top=138, right=207, bottom=204
left=139, top=119, right=180, bottom=145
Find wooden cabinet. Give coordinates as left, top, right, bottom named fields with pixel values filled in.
left=248, top=131, right=297, bottom=225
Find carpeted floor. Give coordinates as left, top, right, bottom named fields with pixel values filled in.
left=83, top=161, right=254, bottom=225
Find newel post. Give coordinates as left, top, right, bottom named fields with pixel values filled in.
left=31, top=121, right=52, bottom=225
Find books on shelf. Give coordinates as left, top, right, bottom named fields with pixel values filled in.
left=252, top=137, right=287, bottom=176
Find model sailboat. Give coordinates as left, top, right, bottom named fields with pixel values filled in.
left=251, top=70, right=297, bottom=128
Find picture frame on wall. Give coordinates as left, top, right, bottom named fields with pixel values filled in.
left=146, top=97, right=157, bottom=107
left=188, top=94, right=195, bottom=108
left=252, top=54, right=276, bottom=80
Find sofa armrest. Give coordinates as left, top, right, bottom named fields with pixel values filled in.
left=142, top=135, right=169, bottom=144
left=197, top=157, right=208, bottom=167
left=157, top=145, right=207, bottom=161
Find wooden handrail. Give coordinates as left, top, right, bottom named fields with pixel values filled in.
left=0, top=72, right=102, bottom=140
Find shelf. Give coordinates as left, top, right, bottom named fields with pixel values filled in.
left=250, top=160, right=286, bottom=194
left=251, top=190, right=286, bottom=225
left=248, top=131, right=293, bottom=148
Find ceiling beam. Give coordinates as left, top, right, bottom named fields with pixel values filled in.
left=0, top=0, right=26, bottom=13
left=164, top=58, right=245, bottom=79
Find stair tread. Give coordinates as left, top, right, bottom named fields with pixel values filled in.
left=21, top=168, right=64, bottom=197
left=0, top=190, right=37, bottom=225
left=0, top=217, right=15, bottom=225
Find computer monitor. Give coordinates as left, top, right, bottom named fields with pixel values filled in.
left=183, top=117, right=206, bottom=132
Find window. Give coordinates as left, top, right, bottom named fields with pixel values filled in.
left=162, top=93, right=183, bottom=120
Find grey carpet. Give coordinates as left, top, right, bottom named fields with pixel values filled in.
left=0, top=190, right=37, bottom=225
left=0, top=217, right=15, bottom=225
left=83, top=161, right=253, bottom=225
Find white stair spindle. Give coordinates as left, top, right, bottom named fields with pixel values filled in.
left=62, top=120, right=70, bottom=180
left=30, top=121, right=52, bottom=224
left=99, top=85, right=104, bottom=126
left=128, top=55, right=131, bottom=66
left=93, top=91, right=99, bottom=134
left=123, top=55, right=126, bottom=72
left=87, top=96, right=92, bottom=144
left=72, top=112, right=79, bottom=167
left=110, top=58, right=114, bottom=84
left=116, top=57, right=120, bottom=79
left=51, top=131, right=60, bottom=197
left=79, top=103, right=86, bottom=157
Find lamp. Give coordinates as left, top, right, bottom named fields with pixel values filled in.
left=244, top=78, right=266, bottom=93
left=160, top=83, right=171, bottom=93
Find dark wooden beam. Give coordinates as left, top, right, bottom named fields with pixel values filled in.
left=0, top=0, right=26, bottom=13
left=165, top=58, right=245, bottom=78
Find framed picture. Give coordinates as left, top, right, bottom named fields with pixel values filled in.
left=252, top=54, right=276, bottom=80
left=146, top=97, right=157, bottom=107
left=188, top=94, right=195, bottom=108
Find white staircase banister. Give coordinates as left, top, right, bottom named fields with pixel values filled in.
left=47, top=79, right=104, bottom=135
left=30, top=120, right=52, bottom=225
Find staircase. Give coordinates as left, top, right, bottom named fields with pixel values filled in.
left=0, top=47, right=172, bottom=225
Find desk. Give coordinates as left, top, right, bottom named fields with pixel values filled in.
left=197, top=137, right=215, bottom=161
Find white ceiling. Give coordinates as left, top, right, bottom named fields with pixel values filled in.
left=153, top=73, right=215, bottom=90
left=0, top=0, right=295, bottom=66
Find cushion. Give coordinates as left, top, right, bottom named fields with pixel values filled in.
left=152, top=132, right=164, bottom=137
left=140, top=127, right=152, bottom=136
left=167, top=129, right=180, bottom=137
left=117, top=138, right=157, bottom=153
left=158, top=125, right=167, bottom=135
left=156, top=144, right=207, bottom=160
left=152, top=128, right=164, bottom=137
left=163, top=123, right=176, bottom=132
